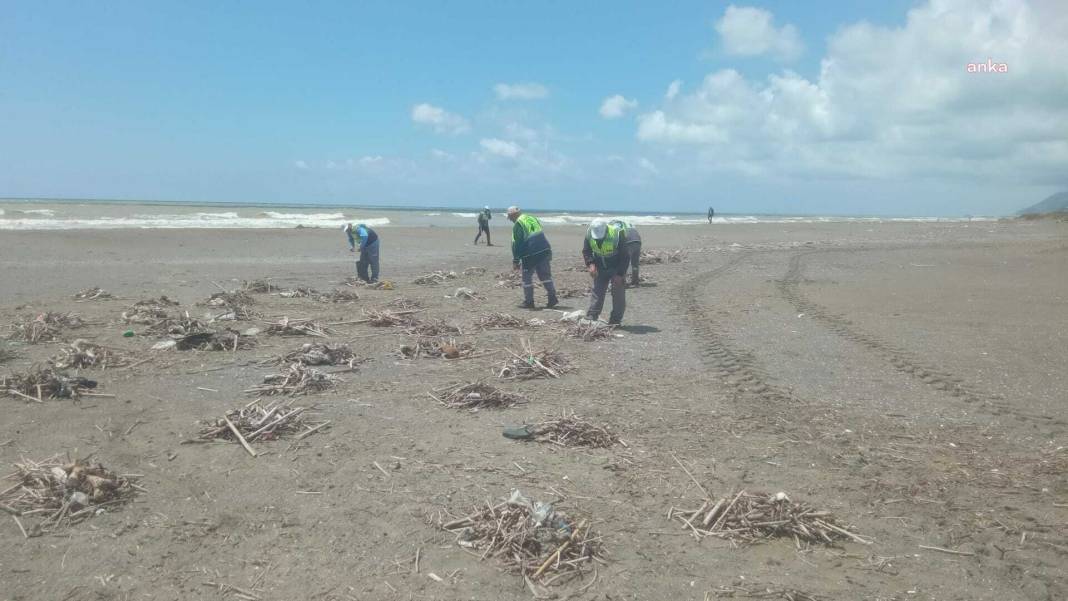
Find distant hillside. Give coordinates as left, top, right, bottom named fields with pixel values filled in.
left=1018, top=191, right=1068, bottom=215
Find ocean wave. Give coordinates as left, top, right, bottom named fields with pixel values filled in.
left=451, top=212, right=479, bottom=218
left=260, top=211, right=347, bottom=220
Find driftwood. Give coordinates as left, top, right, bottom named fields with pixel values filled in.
left=72, top=287, right=112, bottom=301
left=184, top=398, right=328, bottom=449
left=8, top=313, right=85, bottom=343
left=51, top=340, right=131, bottom=369
left=439, top=491, right=604, bottom=589
left=266, top=343, right=361, bottom=367
left=0, top=455, right=140, bottom=535
left=266, top=317, right=332, bottom=338
left=522, top=411, right=621, bottom=448
left=639, top=249, right=684, bottom=264
left=202, top=291, right=256, bottom=320
left=245, top=363, right=338, bottom=396
left=2, top=367, right=97, bottom=401
left=498, top=340, right=571, bottom=380
left=362, top=309, right=418, bottom=328
left=399, top=337, right=475, bottom=360
left=462, top=266, right=487, bottom=276
left=564, top=320, right=615, bottom=341
left=243, top=278, right=276, bottom=293
left=668, top=490, right=870, bottom=546
left=175, top=330, right=256, bottom=351
left=430, top=382, right=527, bottom=411
left=406, top=319, right=462, bottom=337
left=413, top=270, right=458, bottom=285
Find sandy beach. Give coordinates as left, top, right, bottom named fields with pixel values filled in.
left=1, top=219, right=1066, bottom=601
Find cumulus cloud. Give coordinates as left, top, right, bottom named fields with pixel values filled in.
left=639, top=0, right=1068, bottom=184
left=714, top=5, right=803, bottom=62
left=599, top=95, right=639, bottom=119
left=411, top=103, right=470, bottom=134
left=294, top=160, right=308, bottom=170
left=480, top=138, right=523, bottom=158
left=494, top=82, right=549, bottom=100
left=665, top=80, right=682, bottom=100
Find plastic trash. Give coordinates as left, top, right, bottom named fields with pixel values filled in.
left=122, top=329, right=135, bottom=337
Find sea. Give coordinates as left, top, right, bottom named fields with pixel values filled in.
left=0, top=198, right=994, bottom=230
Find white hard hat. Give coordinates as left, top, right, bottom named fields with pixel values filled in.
left=589, top=218, right=608, bottom=240
left=507, top=206, right=521, bottom=216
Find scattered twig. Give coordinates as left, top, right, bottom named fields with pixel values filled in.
left=431, top=382, right=527, bottom=411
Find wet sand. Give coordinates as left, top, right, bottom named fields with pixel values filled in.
left=1, top=219, right=1066, bottom=600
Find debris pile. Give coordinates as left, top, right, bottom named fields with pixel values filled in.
left=245, top=363, right=338, bottom=396
left=51, top=340, right=130, bottom=369
left=499, top=341, right=571, bottom=380
left=175, top=330, right=256, bottom=351
left=406, top=319, right=462, bottom=337
left=639, top=249, right=684, bottom=264
left=72, top=287, right=112, bottom=301
left=340, top=276, right=394, bottom=290
left=0, top=455, right=140, bottom=535
left=1, top=368, right=97, bottom=401
left=8, top=312, right=85, bottom=343
left=320, top=288, right=360, bottom=303
left=477, top=312, right=529, bottom=329
left=203, top=291, right=256, bottom=320
left=276, top=343, right=360, bottom=367
left=278, top=287, right=318, bottom=298
left=399, top=337, right=475, bottom=359
left=413, top=270, right=458, bottom=285
left=462, top=266, right=487, bottom=276
left=669, top=490, right=870, bottom=546
left=266, top=317, right=332, bottom=337
left=122, top=297, right=179, bottom=325
left=565, top=320, right=616, bottom=341
left=451, top=287, right=483, bottom=301
left=431, top=382, right=527, bottom=410
left=494, top=271, right=523, bottom=288
left=362, top=309, right=418, bottom=328
left=440, top=490, right=604, bottom=588
left=243, top=278, right=276, bottom=293
left=521, top=412, right=621, bottom=448
left=185, top=398, right=329, bottom=452
left=386, top=297, right=422, bottom=311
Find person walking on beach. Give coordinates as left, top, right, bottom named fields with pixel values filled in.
left=343, top=222, right=380, bottom=283
left=508, top=206, right=558, bottom=309
left=708, top=207, right=715, bottom=223
left=609, top=219, right=642, bottom=286
left=583, top=218, right=629, bottom=324
left=474, top=206, right=493, bottom=246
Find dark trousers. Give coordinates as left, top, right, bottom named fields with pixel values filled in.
left=521, top=253, right=558, bottom=305
left=474, top=223, right=491, bottom=245
left=627, top=242, right=641, bottom=285
left=587, top=270, right=625, bottom=323
left=356, top=240, right=380, bottom=282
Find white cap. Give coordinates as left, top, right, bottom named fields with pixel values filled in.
left=507, top=206, right=521, bottom=216
left=589, top=218, right=608, bottom=240
left=484, top=205, right=490, bottom=210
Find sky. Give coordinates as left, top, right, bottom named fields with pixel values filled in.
left=2, top=0, right=1066, bottom=216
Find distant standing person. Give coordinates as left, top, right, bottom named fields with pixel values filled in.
left=583, top=218, right=629, bottom=324
left=708, top=207, right=715, bottom=223
left=474, top=205, right=493, bottom=246
left=609, top=219, right=642, bottom=286
left=343, top=223, right=380, bottom=283
left=508, top=206, right=559, bottom=309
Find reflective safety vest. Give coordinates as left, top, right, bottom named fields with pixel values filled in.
left=589, top=223, right=622, bottom=258
left=513, top=214, right=543, bottom=241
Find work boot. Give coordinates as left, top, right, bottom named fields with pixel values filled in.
left=547, top=296, right=559, bottom=309
left=519, top=302, right=535, bottom=310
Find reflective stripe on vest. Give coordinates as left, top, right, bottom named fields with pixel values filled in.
left=589, top=223, right=621, bottom=257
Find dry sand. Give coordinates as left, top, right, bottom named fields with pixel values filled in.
left=0, top=219, right=1066, bottom=600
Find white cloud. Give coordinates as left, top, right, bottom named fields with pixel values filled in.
left=599, top=95, right=639, bottom=119
left=411, top=103, right=470, bottom=134
left=639, top=0, right=1068, bottom=184
left=294, top=160, right=308, bottom=170
left=665, top=80, right=682, bottom=100
left=714, top=5, right=803, bottom=62
left=638, top=157, right=659, bottom=174
left=494, top=82, right=549, bottom=100
left=480, top=138, right=523, bottom=158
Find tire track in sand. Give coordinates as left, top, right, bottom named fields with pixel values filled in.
left=675, top=252, right=799, bottom=405
left=777, top=251, right=1060, bottom=425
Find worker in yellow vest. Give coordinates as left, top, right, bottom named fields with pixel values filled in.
left=582, top=218, right=629, bottom=324
left=508, top=206, right=559, bottom=309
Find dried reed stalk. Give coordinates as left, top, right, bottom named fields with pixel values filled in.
left=430, top=382, right=527, bottom=411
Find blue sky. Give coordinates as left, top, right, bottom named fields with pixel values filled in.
left=2, top=1, right=1066, bottom=215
